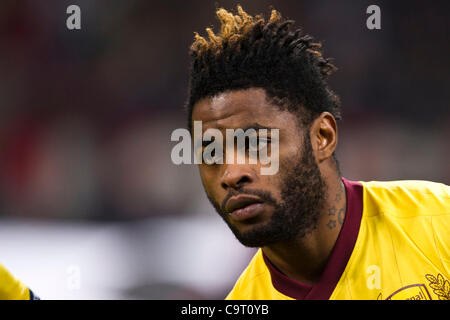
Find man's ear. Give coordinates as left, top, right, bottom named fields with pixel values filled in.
left=310, top=112, right=338, bottom=163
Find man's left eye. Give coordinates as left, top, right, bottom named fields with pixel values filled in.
left=247, top=137, right=269, bottom=151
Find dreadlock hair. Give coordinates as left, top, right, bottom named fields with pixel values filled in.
left=186, top=5, right=341, bottom=133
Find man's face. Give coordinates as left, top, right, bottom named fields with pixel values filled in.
left=192, top=88, right=326, bottom=247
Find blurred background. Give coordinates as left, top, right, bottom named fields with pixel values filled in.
left=0, top=0, right=448, bottom=299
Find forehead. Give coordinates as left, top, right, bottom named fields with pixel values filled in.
left=192, top=88, right=295, bottom=130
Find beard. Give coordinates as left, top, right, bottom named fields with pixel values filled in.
left=206, top=131, right=326, bottom=247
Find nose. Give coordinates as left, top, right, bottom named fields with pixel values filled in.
left=220, top=164, right=254, bottom=190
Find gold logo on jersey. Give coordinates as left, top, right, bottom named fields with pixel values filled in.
left=425, top=273, right=450, bottom=300
left=385, top=284, right=431, bottom=300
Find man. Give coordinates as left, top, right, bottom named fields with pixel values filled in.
left=186, top=6, right=450, bottom=300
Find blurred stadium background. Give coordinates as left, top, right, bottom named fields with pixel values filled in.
left=0, top=0, right=448, bottom=299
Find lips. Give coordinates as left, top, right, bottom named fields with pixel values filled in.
left=225, top=195, right=263, bottom=214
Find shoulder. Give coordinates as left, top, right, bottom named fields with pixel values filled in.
left=0, top=263, right=32, bottom=300
left=225, top=249, right=271, bottom=300
left=360, top=180, right=450, bottom=218
left=355, top=180, right=450, bottom=277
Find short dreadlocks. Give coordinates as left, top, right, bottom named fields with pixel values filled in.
left=186, top=5, right=341, bottom=132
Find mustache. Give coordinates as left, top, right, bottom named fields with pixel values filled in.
left=220, top=188, right=278, bottom=214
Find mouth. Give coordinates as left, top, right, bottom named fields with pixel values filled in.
left=225, top=195, right=265, bottom=222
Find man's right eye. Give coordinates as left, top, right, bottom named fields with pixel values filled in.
left=246, top=136, right=270, bottom=152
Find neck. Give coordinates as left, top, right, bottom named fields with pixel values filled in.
left=262, top=174, right=346, bottom=285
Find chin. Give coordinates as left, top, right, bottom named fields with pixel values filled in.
left=229, top=218, right=279, bottom=247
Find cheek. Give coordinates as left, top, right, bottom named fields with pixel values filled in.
left=258, top=170, right=284, bottom=201
left=278, top=132, right=305, bottom=170
left=271, top=149, right=302, bottom=191
left=199, top=166, right=221, bottom=199
left=280, top=136, right=303, bottom=159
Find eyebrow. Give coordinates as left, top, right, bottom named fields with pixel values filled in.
left=241, top=123, right=275, bottom=132
left=214, top=122, right=275, bottom=131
